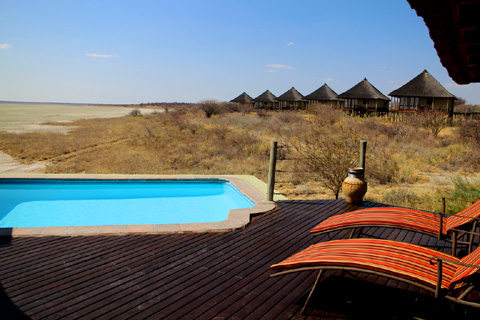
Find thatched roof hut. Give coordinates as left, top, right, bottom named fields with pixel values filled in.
left=304, top=83, right=342, bottom=107
left=390, top=70, right=455, bottom=98
left=407, top=0, right=480, bottom=84
left=276, top=87, right=306, bottom=109
left=230, top=92, right=253, bottom=104
left=253, top=90, right=277, bottom=109
left=389, top=70, right=456, bottom=114
left=338, top=78, right=390, bottom=113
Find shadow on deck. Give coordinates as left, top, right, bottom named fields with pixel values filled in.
left=0, top=200, right=479, bottom=319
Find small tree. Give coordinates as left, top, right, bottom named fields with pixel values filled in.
left=129, top=109, right=142, bottom=117
left=454, top=97, right=467, bottom=106
left=284, top=115, right=359, bottom=199
left=196, top=100, right=225, bottom=118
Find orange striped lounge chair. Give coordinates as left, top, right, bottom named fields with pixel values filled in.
left=270, top=238, right=480, bottom=313
left=310, top=199, right=480, bottom=254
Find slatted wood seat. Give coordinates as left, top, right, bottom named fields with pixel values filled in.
left=310, top=199, right=480, bottom=253
left=270, top=238, right=480, bottom=312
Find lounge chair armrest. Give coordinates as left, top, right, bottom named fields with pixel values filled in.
left=443, top=197, right=476, bottom=204
left=442, top=197, right=476, bottom=214
left=449, top=227, right=480, bottom=236
left=430, top=256, right=480, bottom=269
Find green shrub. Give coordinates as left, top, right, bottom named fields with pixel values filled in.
left=444, top=177, right=480, bottom=214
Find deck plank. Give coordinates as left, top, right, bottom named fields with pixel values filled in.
left=1, top=199, right=479, bottom=319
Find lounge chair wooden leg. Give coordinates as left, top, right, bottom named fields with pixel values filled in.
left=435, top=259, right=443, bottom=298
left=349, top=227, right=357, bottom=239
left=458, top=285, right=475, bottom=300
left=301, top=270, right=323, bottom=315
left=468, top=221, right=478, bottom=254
left=452, top=231, right=457, bottom=256
left=349, top=227, right=363, bottom=239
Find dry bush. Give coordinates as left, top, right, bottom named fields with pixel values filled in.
left=0, top=117, right=142, bottom=162
left=25, top=111, right=271, bottom=179
left=456, top=119, right=480, bottom=145
left=382, top=188, right=440, bottom=212
left=308, top=104, right=344, bottom=125
left=210, top=125, right=230, bottom=140
left=366, top=146, right=419, bottom=184
left=405, top=111, right=449, bottom=137
left=439, top=144, right=480, bottom=172
left=356, top=117, right=409, bottom=140
left=255, top=109, right=270, bottom=118
left=224, top=102, right=250, bottom=114
left=276, top=111, right=301, bottom=124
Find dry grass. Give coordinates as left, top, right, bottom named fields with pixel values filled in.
left=1, top=105, right=480, bottom=211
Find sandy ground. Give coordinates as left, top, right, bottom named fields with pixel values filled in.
left=0, top=102, right=159, bottom=174
left=0, top=152, right=47, bottom=173
left=0, top=102, right=158, bottom=134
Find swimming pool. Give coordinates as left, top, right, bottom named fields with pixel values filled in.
left=0, top=179, right=255, bottom=228
left=0, top=175, right=274, bottom=237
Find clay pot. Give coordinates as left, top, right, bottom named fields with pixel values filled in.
left=342, top=167, right=367, bottom=205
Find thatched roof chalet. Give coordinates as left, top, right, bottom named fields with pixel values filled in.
left=253, top=90, right=277, bottom=108
left=277, top=87, right=304, bottom=101
left=304, top=83, right=338, bottom=101
left=304, top=83, right=342, bottom=107
left=276, top=87, right=306, bottom=109
left=339, top=78, right=390, bottom=101
left=253, top=90, right=277, bottom=102
left=389, top=70, right=456, bottom=113
left=338, top=78, right=390, bottom=113
left=230, top=92, right=253, bottom=104
left=407, top=0, right=480, bottom=84
left=390, top=70, right=455, bottom=98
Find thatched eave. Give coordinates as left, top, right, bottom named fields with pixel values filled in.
left=407, top=0, right=480, bottom=84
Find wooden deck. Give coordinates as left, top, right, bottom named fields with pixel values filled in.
left=1, top=199, right=479, bottom=319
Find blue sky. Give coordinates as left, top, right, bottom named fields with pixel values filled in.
left=1, top=0, right=479, bottom=104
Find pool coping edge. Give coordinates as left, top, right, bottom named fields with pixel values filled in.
left=0, top=174, right=276, bottom=237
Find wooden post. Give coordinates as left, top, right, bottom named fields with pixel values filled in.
left=359, top=140, right=367, bottom=170
left=267, top=141, right=277, bottom=201
left=439, top=197, right=446, bottom=240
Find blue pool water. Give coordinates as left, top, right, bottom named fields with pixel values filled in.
left=0, top=180, right=254, bottom=228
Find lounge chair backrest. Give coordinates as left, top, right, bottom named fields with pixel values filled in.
left=446, top=199, right=480, bottom=232
left=271, top=239, right=458, bottom=289
left=449, top=246, right=480, bottom=290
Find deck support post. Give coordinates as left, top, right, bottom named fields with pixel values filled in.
left=359, top=140, right=367, bottom=171
left=267, top=141, right=277, bottom=201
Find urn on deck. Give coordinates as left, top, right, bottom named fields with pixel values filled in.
left=342, top=167, right=367, bottom=205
